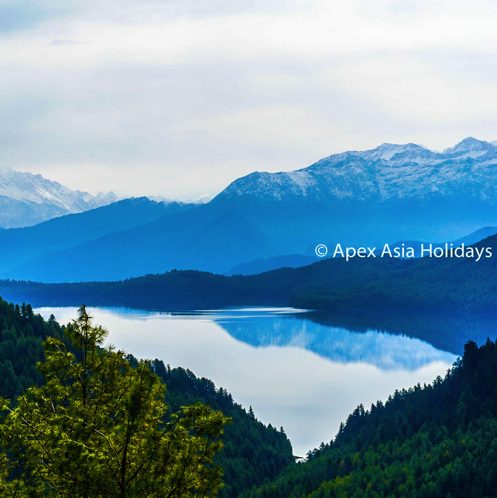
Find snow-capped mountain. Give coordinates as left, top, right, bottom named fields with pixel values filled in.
left=443, top=137, right=497, bottom=158
left=0, top=167, right=117, bottom=228
left=217, top=137, right=497, bottom=203
left=2, top=137, right=497, bottom=282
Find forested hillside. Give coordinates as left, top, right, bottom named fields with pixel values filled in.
left=1, top=233, right=497, bottom=312
left=0, top=300, right=63, bottom=399
left=243, top=339, right=497, bottom=497
left=154, top=363, right=293, bottom=497
left=0, top=298, right=292, bottom=496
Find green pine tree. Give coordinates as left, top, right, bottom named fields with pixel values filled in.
left=0, top=306, right=228, bottom=497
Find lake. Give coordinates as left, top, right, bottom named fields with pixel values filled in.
left=36, top=306, right=456, bottom=456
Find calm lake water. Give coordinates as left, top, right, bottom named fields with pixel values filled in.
left=37, top=306, right=456, bottom=456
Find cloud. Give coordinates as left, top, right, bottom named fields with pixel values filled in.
left=1, top=0, right=497, bottom=199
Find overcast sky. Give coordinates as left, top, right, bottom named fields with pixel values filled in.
left=2, top=0, right=497, bottom=200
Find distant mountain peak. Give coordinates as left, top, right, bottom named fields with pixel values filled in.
left=453, top=136, right=488, bottom=147
left=216, top=137, right=497, bottom=203
left=0, top=167, right=117, bottom=228
left=362, top=142, right=433, bottom=162
left=444, top=137, right=496, bottom=157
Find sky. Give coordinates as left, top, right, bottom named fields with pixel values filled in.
left=2, top=0, right=497, bottom=200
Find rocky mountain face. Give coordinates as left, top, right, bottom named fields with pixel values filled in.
left=210, top=137, right=497, bottom=253
left=217, top=137, right=497, bottom=203
left=0, top=167, right=116, bottom=228
left=2, top=138, right=497, bottom=282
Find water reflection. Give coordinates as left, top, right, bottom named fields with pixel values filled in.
left=36, top=306, right=455, bottom=456
left=307, top=308, right=497, bottom=355
left=212, top=310, right=454, bottom=370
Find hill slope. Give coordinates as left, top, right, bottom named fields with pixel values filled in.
left=0, top=202, right=276, bottom=282
left=243, top=338, right=497, bottom=497
left=1, top=233, right=497, bottom=312
left=211, top=136, right=497, bottom=252
left=0, top=297, right=293, bottom=497
left=0, top=197, right=188, bottom=273
left=3, top=138, right=497, bottom=281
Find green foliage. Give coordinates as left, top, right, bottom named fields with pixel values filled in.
left=0, top=306, right=227, bottom=497
left=0, top=297, right=293, bottom=496
left=0, top=300, right=62, bottom=400
left=152, top=363, right=294, bottom=497
left=244, top=339, right=497, bottom=497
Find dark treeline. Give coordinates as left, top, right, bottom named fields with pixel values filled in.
left=0, top=300, right=63, bottom=399
left=1, top=235, right=497, bottom=312
left=243, top=338, right=497, bottom=497
left=4, top=300, right=497, bottom=495
left=0, top=297, right=293, bottom=497
left=153, top=364, right=293, bottom=497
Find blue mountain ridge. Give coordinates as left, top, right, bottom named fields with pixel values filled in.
left=2, top=137, right=497, bottom=282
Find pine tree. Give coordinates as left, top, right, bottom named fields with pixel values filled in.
left=0, top=306, right=228, bottom=497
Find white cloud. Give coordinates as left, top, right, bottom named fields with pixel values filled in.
left=1, top=0, right=497, bottom=198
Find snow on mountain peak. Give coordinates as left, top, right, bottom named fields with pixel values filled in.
left=0, top=167, right=117, bottom=228
left=363, top=142, right=431, bottom=161
left=217, top=137, right=497, bottom=203
left=443, top=137, right=496, bottom=158
left=0, top=168, right=116, bottom=209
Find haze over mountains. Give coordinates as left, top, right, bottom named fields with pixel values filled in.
left=1, top=229, right=497, bottom=320
left=3, top=137, right=497, bottom=282
left=0, top=197, right=185, bottom=275
left=0, top=167, right=116, bottom=228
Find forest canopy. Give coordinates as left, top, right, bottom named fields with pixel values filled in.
left=0, top=306, right=227, bottom=497
left=0, top=298, right=293, bottom=497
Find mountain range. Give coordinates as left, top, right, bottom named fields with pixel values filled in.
left=0, top=197, right=191, bottom=277
left=2, top=137, right=497, bottom=281
left=0, top=167, right=116, bottom=228
left=213, top=136, right=497, bottom=249
left=228, top=226, right=497, bottom=275
left=221, top=137, right=497, bottom=203
left=1, top=230, right=496, bottom=318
